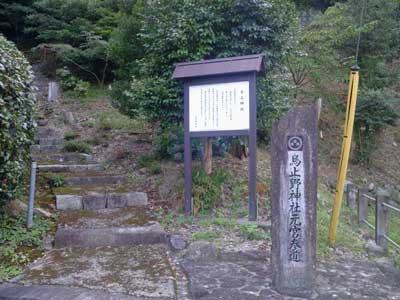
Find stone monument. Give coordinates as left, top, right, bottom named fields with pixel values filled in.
left=270, top=103, right=319, bottom=297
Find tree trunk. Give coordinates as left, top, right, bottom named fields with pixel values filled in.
left=203, top=138, right=212, bottom=175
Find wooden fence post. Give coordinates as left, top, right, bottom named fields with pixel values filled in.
left=358, top=188, right=368, bottom=225
left=345, top=181, right=357, bottom=209
left=375, top=188, right=389, bottom=249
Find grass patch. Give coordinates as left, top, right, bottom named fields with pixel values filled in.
left=64, top=141, right=91, bottom=154
left=0, top=212, right=55, bottom=280
left=65, top=85, right=108, bottom=105
left=192, top=231, right=220, bottom=241
left=199, top=217, right=236, bottom=229
left=64, top=132, right=79, bottom=141
left=97, top=111, right=147, bottom=133
left=49, top=175, right=65, bottom=188
left=239, top=224, right=269, bottom=241
left=136, top=152, right=161, bottom=174
left=317, top=189, right=364, bottom=257
left=148, top=162, right=161, bottom=174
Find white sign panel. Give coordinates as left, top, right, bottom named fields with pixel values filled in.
left=189, top=81, right=250, bottom=132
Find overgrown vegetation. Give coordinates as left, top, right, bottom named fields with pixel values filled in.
left=354, top=90, right=398, bottom=164
left=192, top=169, right=230, bottom=214
left=64, top=141, right=92, bottom=154
left=0, top=212, right=54, bottom=280
left=0, top=35, right=36, bottom=208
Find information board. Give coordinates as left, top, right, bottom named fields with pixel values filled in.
left=189, top=81, right=250, bottom=132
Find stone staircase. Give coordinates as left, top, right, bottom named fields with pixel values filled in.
left=0, top=67, right=182, bottom=300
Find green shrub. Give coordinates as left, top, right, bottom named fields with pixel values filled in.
left=149, top=162, right=161, bottom=174
left=192, top=169, right=229, bottom=213
left=64, top=141, right=92, bottom=154
left=49, top=175, right=65, bottom=188
left=354, top=89, right=398, bottom=164
left=56, top=67, right=90, bottom=97
left=114, top=0, right=297, bottom=129
left=64, top=132, right=79, bottom=141
left=239, top=224, right=269, bottom=241
left=0, top=35, right=36, bottom=207
left=137, top=152, right=156, bottom=169
left=0, top=212, right=54, bottom=280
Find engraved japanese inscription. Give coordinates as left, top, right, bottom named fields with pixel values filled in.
left=189, top=81, right=249, bottom=132
left=287, top=136, right=305, bottom=262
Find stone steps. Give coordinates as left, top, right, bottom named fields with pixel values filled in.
left=10, top=245, right=177, bottom=299
left=55, top=224, right=166, bottom=248
left=31, top=144, right=63, bottom=154
left=32, top=152, right=94, bottom=163
left=35, top=127, right=59, bottom=140
left=54, top=207, right=165, bottom=248
left=37, top=163, right=103, bottom=173
left=64, top=174, right=126, bottom=186
left=38, top=137, right=64, bottom=146
left=56, top=191, right=148, bottom=210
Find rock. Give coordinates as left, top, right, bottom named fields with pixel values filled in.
left=82, top=192, right=107, bottom=210
left=365, top=239, right=384, bottom=255
left=126, top=192, right=148, bottom=207
left=56, top=195, right=83, bottom=210
left=37, top=119, right=48, bottom=126
left=184, top=241, right=219, bottom=261
left=48, top=81, right=61, bottom=102
left=270, top=104, right=319, bottom=297
left=34, top=207, right=52, bottom=218
left=368, top=183, right=375, bottom=192
left=168, top=234, right=188, bottom=251
left=63, top=110, right=75, bottom=125
left=42, top=235, right=54, bottom=251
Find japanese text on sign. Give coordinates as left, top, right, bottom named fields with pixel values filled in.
left=287, top=136, right=305, bottom=262
left=189, top=81, right=249, bottom=132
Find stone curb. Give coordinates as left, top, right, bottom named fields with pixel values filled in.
left=31, top=144, right=63, bottom=154
left=37, top=164, right=104, bottom=173
left=0, top=283, right=143, bottom=299
left=32, top=153, right=93, bottom=163
left=56, top=192, right=148, bottom=210
left=54, top=224, right=167, bottom=248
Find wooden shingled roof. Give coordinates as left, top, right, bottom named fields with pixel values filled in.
left=172, top=54, right=265, bottom=79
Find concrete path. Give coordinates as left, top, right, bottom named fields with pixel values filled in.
left=175, top=241, right=400, bottom=300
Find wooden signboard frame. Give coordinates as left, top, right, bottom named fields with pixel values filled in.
left=173, top=54, right=265, bottom=221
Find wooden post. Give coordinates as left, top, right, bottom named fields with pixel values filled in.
left=345, top=181, right=357, bottom=209
left=375, top=188, right=389, bottom=249
left=203, top=138, right=213, bottom=175
left=358, top=188, right=368, bottom=225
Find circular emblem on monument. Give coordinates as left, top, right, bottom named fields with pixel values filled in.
left=287, top=136, right=303, bottom=151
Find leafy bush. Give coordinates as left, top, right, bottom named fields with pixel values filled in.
left=64, top=132, right=79, bottom=141
left=192, top=169, right=229, bottom=213
left=115, top=0, right=297, bottom=130
left=354, top=89, right=398, bottom=164
left=49, top=175, right=65, bottom=188
left=0, top=212, right=54, bottom=280
left=239, top=224, right=269, bottom=241
left=0, top=35, right=36, bottom=207
left=64, top=141, right=92, bottom=154
left=56, top=67, right=90, bottom=97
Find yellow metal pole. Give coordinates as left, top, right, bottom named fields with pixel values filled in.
left=329, top=66, right=360, bottom=246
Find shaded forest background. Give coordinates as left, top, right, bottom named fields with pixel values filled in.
left=1, top=0, right=399, bottom=181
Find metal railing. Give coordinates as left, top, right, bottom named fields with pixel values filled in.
left=345, top=182, right=400, bottom=251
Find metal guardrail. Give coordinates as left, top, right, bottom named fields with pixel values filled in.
left=346, top=183, right=400, bottom=251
